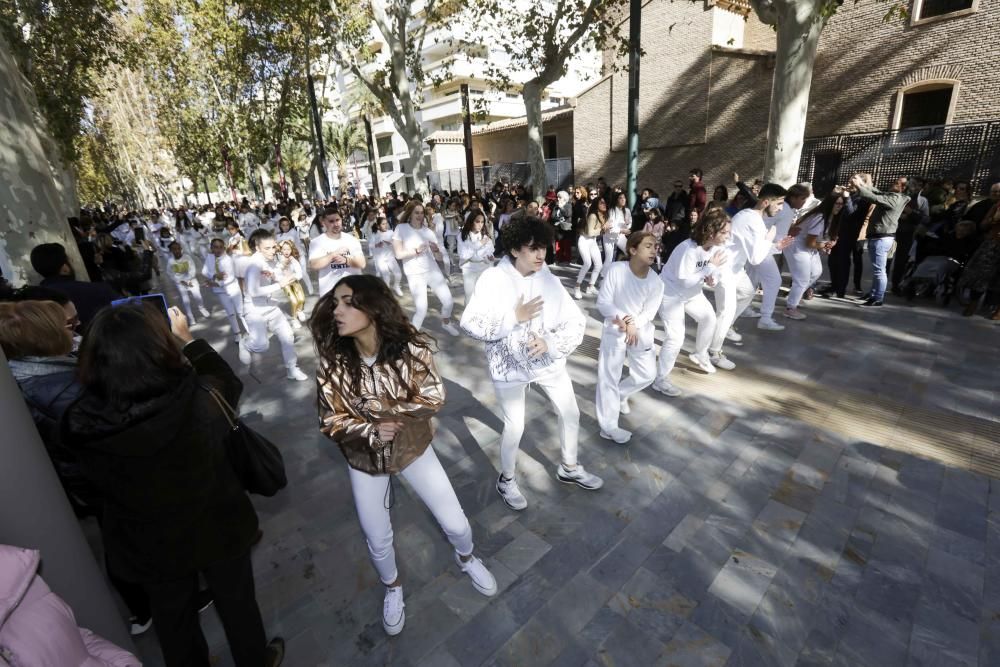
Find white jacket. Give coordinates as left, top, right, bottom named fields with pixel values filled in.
left=461, top=257, right=585, bottom=387
left=458, top=232, right=495, bottom=273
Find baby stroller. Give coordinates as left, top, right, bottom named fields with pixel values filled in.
left=902, top=221, right=978, bottom=306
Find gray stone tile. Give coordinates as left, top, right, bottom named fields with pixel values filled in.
left=608, top=567, right=694, bottom=644
left=707, top=550, right=777, bottom=618
left=907, top=602, right=978, bottom=666
left=493, top=528, right=552, bottom=575
left=920, top=547, right=984, bottom=623
left=664, top=514, right=705, bottom=552
left=658, top=621, right=731, bottom=667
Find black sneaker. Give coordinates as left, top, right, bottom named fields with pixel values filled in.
left=196, top=589, right=214, bottom=613
left=860, top=300, right=883, bottom=307
left=266, top=637, right=285, bottom=667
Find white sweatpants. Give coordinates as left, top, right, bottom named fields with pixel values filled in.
left=596, top=328, right=657, bottom=433
left=244, top=305, right=297, bottom=367
left=600, top=235, right=628, bottom=277
left=436, top=234, right=452, bottom=275
left=348, top=447, right=473, bottom=585
left=462, top=267, right=486, bottom=302
left=375, top=255, right=404, bottom=290
left=298, top=255, right=315, bottom=295
left=710, top=271, right=755, bottom=353
left=749, top=255, right=782, bottom=319
left=576, top=236, right=603, bottom=286
left=211, top=286, right=245, bottom=337
left=493, top=368, right=580, bottom=477
left=786, top=250, right=823, bottom=308
left=407, top=269, right=454, bottom=330
left=657, top=292, right=716, bottom=380
left=445, top=235, right=458, bottom=258
left=175, top=282, right=206, bottom=321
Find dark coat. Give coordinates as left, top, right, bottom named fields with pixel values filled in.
left=39, top=275, right=120, bottom=328
left=61, top=339, right=258, bottom=583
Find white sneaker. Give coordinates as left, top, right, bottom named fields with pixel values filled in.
left=497, top=474, right=528, bottom=511
left=689, top=352, right=716, bottom=374
left=783, top=308, right=807, bottom=320
left=651, top=379, right=682, bottom=397
left=620, top=397, right=631, bottom=415
left=708, top=352, right=736, bottom=370
left=382, top=586, right=405, bottom=636
left=741, top=307, right=762, bottom=319
left=238, top=338, right=252, bottom=366
left=757, top=318, right=785, bottom=331
left=296, top=310, right=308, bottom=322
left=442, top=321, right=460, bottom=336
left=286, top=365, right=308, bottom=381
left=574, top=285, right=583, bottom=300
left=556, top=463, right=604, bottom=490
left=455, top=553, right=498, bottom=597
left=725, top=327, right=743, bottom=343
left=199, top=307, right=211, bottom=319
left=291, top=319, right=302, bottom=330
left=586, top=284, right=599, bottom=296
left=600, top=427, right=632, bottom=444
left=393, top=286, right=405, bottom=298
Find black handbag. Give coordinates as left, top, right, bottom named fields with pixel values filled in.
left=203, top=384, right=288, bottom=497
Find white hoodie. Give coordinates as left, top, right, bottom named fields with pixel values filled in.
left=461, top=257, right=585, bottom=387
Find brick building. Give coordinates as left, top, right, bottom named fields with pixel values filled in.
left=573, top=0, right=1000, bottom=195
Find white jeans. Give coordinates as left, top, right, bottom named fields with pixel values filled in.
left=462, top=266, right=486, bottom=302
left=657, top=292, right=716, bottom=380
left=174, top=282, right=206, bottom=321
left=211, top=286, right=245, bottom=337
left=786, top=250, right=822, bottom=308
left=749, top=255, right=782, bottom=319
left=298, top=255, right=315, bottom=295
left=493, top=368, right=580, bottom=477
left=576, top=236, right=603, bottom=286
left=600, top=235, right=628, bottom=277
left=596, top=328, right=657, bottom=433
left=407, top=269, right=454, bottom=330
left=375, top=255, right=403, bottom=290
left=348, top=447, right=473, bottom=585
left=711, top=271, right=755, bottom=353
left=244, top=305, right=297, bottom=367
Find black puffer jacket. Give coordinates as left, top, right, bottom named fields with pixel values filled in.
left=61, top=340, right=258, bottom=583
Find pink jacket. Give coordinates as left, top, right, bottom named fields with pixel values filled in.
left=0, top=545, right=140, bottom=666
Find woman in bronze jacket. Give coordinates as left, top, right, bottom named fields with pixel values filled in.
left=312, top=274, right=496, bottom=637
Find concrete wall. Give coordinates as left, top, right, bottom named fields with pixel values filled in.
left=472, top=115, right=575, bottom=165
left=0, top=34, right=85, bottom=287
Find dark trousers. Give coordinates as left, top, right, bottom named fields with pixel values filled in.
left=829, top=241, right=863, bottom=296
left=891, top=225, right=916, bottom=290
left=144, top=549, right=266, bottom=667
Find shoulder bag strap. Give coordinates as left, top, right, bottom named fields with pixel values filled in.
left=201, top=383, right=238, bottom=429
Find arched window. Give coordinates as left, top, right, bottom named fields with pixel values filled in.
left=892, top=81, right=959, bottom=130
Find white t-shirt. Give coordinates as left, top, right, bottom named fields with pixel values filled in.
left=308, top=232, right=363, bottom=296
left=729, top=208, right=772, bottom=273
left=765, top=202, right=797, bottom=253
left=370, top=230, right=397, bottom=263
left=661, top=239, right=721, bottom=300
left=394, top=223, right=440, bottom=276
left=233, top=254, right=255, bottom=280
left=596, top=261, right=664, bottom=348
left=792, top=213, right=825, bottom=253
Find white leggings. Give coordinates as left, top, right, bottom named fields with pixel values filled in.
left=711, top=271, right=755, bottom=353
left=437, top=235, right=452, bottom=275
left=349, top=447, right=473, bottom=585
left=174, top=282, right=206, bottom=321
left=600, top=235, right=628, bottom=277
left=375, top=255, right=404, bottom=290
left=749, top=255, right=782, bottom=319
left=462, top=267, right=486, bottom=302
left=576, top=236, right=603, bottom=286
left=786, top=250, right=822, bottom=308
left=494, top=369, right=580, bottom=477
left=243, top=305, right=297, bottom=367
left=407, top=269, right=454, bottom=330
left=657, top=292, right=716, bottom=380
left=596, top=328, right=657, bottom=433
left=212, top=286, right=245, bottom=337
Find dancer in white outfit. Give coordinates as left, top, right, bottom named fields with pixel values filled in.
left=457, top=210, right=495, bottom=301
left=307, top=208, right=365, bottom=297
left=442, top=199, right=463, bottom=260
left=370, top=217, right=405, bottom=296
left=393, top=201, right=460, bottom=336
left=277, top=216, right=314, bottom=295
left=652, top=209, right=730, bottom=396
left=313, top=274, right=497, bottom=637
left=784, top=193, right=841, bottom=320
left=730, top=184, right=794, bottom=331
left=238, top=230, right=308, bottom=381
left=201, top=238, right=245, bottom=341
left=595, top=232, right=664, bottom=444
left=461, top=217, right=604, bottom=511
left=165, top=242, right=210, bottom=323
left=600, top=192, right=632, bottom=277
left=574, top=199, right=606, bottom=299
left=427, top=204, right=452, bottom=279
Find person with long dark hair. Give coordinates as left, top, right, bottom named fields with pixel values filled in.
left=312, top=275, right=496, bottom=637
left=61, top=304, right=284, bottom=667
left=458, top=209, right=495, bottom=300
left=573, top=198, right=606, bottom=299
left=784, top=193, right=843, bottom=319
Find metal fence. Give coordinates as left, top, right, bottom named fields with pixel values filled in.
left=797, top=120, right=1000, bottom=197
left=428, top=157, right=575, bottom=194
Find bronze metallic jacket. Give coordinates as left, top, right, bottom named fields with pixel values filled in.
left=317, top=343, right=445, bottom=475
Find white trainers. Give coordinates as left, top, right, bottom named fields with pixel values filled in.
left=651, top=379, right=682, bottom=397
left=741, top=307, right=762, bottom=319
left=689, top=352, right=717, bottom=374
left=286, top=365, right=308, bottom=381
left=783, top=308, right=807, bottom=320
left=382, top=586, right=405, bottom=636
left=574, top=285, right=583, bottom=300
left=238, top=338, right=252, bottom=366
left=455, top=553, right=498, bottom=597
left=725, top=327, right=743, bottom=343
left=586, top=284, right=599, bottom=296
left=708, top=352, right=736, bottom=370
left=600, top=427, right=633, bottom=444
left=556, top=463, right=604, bottom=490
left=199, top=307, right=211, bottom=319
left=496, top=474, right=528, bottom=511
left=442, top=321, right=460, bottom=336
left=757, top=317, right=785, bottom=331
left=393, top=286, right=405, bottom=298
left=620, top=397, right=631, bottom=415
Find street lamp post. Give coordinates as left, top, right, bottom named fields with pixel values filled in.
left=625, top=0, right=642, bottom=209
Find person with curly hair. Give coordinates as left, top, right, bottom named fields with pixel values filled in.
left=312, top=274, right=497, bottom=637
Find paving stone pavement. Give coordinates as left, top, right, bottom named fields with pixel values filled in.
left=111, top=262, right=1000, bottom=667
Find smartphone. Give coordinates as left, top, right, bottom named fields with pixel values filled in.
left=111, top=293, right=170, bottom=321
left=133, top=227, right=146, bottom=244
